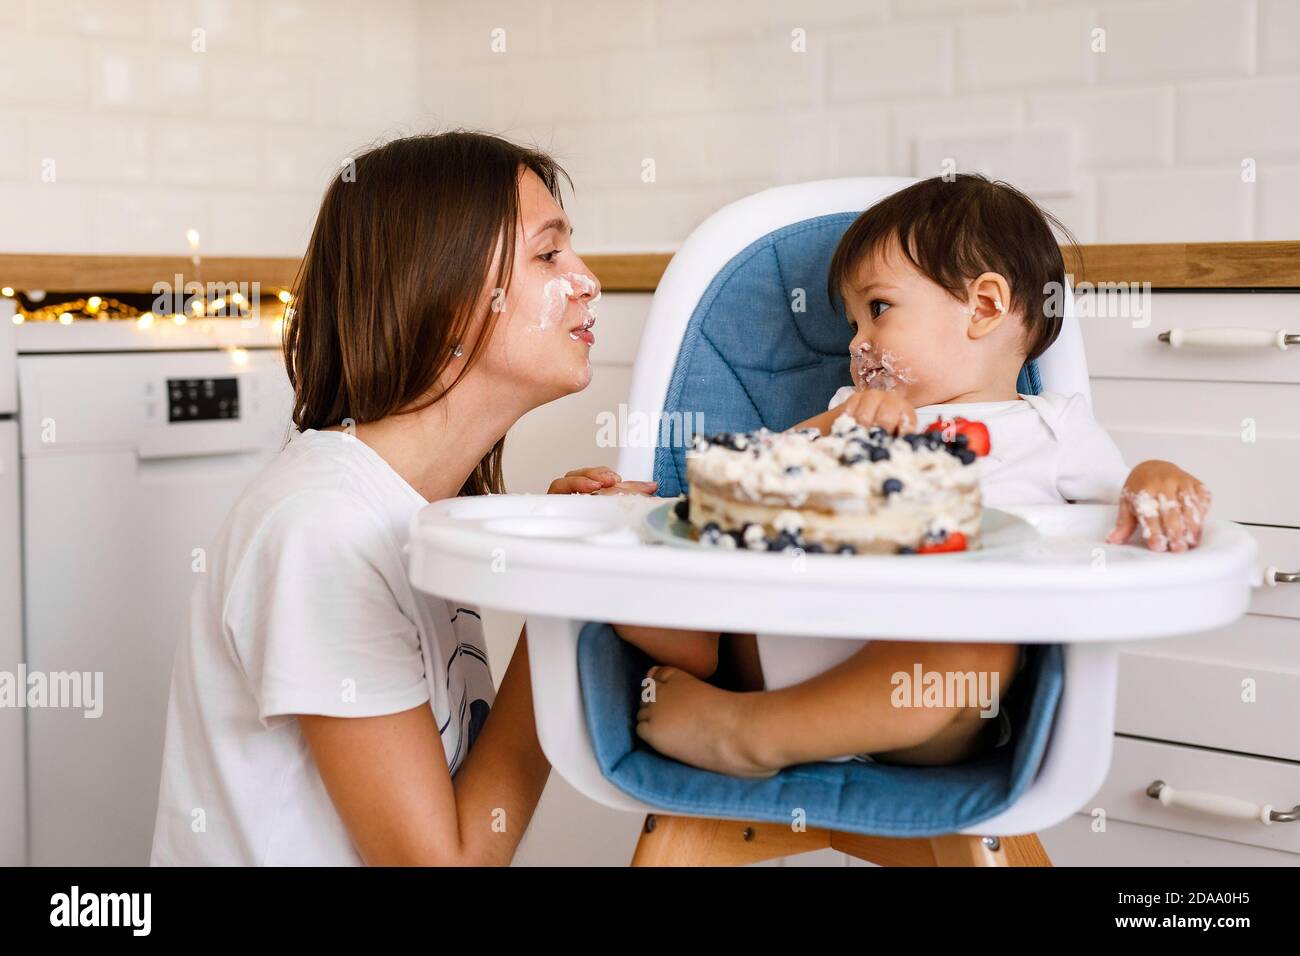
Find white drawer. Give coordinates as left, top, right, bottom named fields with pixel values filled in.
left=1091, top=378, right=1300, bottom=527
left=1117, top=614, right=1299, bottom=761
left=1247, top=524, right=1300, bottom=618
left=1089, top=736, right=1300, bottom=857
left=1079, top=290, right=1300, bottom=385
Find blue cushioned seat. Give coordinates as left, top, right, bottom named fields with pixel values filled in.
left=577, top=210, right=1062, bottom=836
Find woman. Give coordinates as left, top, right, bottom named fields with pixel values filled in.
left=151, top=132, right=654, bottom=865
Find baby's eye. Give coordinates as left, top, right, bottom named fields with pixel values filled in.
left=870, top=300, right=891, bottom=319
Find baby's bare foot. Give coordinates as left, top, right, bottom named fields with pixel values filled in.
left=636, top=666, right=779, bottom=778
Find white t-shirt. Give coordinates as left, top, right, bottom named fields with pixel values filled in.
left=150, top=429, right=495, bottom=866
left=827, top=386, right=1130, bottom=507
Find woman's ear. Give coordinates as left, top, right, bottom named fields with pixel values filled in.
left=964, top=272, right=1014, bottom=341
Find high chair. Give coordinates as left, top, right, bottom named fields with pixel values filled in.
left=408, top=178, right=1257, bottom=868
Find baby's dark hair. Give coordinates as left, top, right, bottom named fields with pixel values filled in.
left=827, top=174, right=1079, bottom=362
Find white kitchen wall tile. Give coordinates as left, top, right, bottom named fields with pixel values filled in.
left=0, top=0, right=24, bottom=25
left=651, top=0, right=782, bottom=48
left=649, top=111, right=832, bottom=186
left=0, top=33, right=93, bottom=109
left=914, top=128, right=1076, bottom=195
left=554, top=0, right=652, bottom=53
left=206, top=189, right=317, bottom=255
left=413, top=0, right=554, bottom=65
left=711, top=38, right=824, bottom=112
left=1255, top=165, right=1300, bottom=240
left=24, top=113, right=152, bottom=184
left=149, top=0, right=261, bottom=55
left=597, top=181, right=765, bottom=249
left=1178, top=77, right=1300, bottom=165
left=956, top=7, right=1094, bottom=91
left=1028, top=86, right=1173, bottom=169
left=1035, top=181, right=1097, bottom=245
left=1096, top=0, right=1252, bottom=85
left=151, top=120, right=264, bottom=188
left=551, top=120, right=658, bottom=189
left=0, top=181, right=96, bottom=252
left=93, top=48, right=207, bottom=115
left=0, top=113, right=24, bottom=181
left=894, top=0, right=1020, bottom=16
left=1258, top=0, right=1300, bottom=74
left=823, top=104, right=891, bottom=178
left=889, top=94, right=1025, bottom=172
left=828, top=21, right=952, bottom=102
left=209, top=55, right=312, bottom=123
left=313, top=55, right=419, bottom=127
left=1098, top=169, right=1251, bottom=242
left=603, top=47, right=718, bottom=118
left=93, top=186, right=210, bottom=254
left=31, top=0, right=150, bottom=36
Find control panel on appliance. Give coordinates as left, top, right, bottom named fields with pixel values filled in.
left=166, top=377, right=239, bottom=423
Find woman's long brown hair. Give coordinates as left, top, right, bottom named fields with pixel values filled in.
left=284, top=131, right=571, bottom=496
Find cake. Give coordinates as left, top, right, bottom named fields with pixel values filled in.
left=679, top=413, right=989, bottom=554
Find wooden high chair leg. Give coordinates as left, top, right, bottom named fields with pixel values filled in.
left=630, top=814, right=1052, bottom=867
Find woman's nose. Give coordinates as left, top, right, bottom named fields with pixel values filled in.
left=568, top=259, right=600, bottom=299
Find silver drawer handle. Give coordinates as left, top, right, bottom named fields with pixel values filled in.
left=1147, top=780, right=1299, bottom=824
left=1157, top=327, right=1299, bottom=349
left=1264, top=566, right=1300, bottom=586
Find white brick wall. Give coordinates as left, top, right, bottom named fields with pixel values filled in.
left=0, top=0, right=1295, bottom=255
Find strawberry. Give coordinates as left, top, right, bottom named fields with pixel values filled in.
left=925, top=417, right=990, bottom=457
left=916, top=531, right=968, bottom=554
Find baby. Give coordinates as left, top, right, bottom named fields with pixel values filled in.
left=615, top=173, right=1212, bottom=777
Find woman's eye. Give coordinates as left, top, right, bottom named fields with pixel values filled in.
left=870, top=300, right=891, bottom=319
left=538, top=249, right=561, bottom=263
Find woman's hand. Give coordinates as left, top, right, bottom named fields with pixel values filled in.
left=548, top=466, right=658, bottom=496
left=1107, top=460, right=1212, bottom=552
left=835, top=389, right=919, bottom=435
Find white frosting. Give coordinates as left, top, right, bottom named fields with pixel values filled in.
left=851, top=342, right=914, bottom=391
left=537, top=271, right=599, bottom=332
left=686, top=413, right=977, bottom=516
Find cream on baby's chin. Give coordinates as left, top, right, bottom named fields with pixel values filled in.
left=851, top=342, right=915, bottom=392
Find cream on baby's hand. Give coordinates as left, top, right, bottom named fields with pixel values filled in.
left=1106, top=460, right=1212, bottom=552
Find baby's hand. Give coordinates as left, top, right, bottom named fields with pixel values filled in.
left=835, top=389, right=918, bottom=435
left=548, top=466, right=658, bottom=496
left=1106, top=461, right=1212, bottom=552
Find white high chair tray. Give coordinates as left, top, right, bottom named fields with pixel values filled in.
left=410, top=494, right=1257, bottom=643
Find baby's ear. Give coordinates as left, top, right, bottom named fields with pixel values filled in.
left=965, top=272, right=1014, bottom=340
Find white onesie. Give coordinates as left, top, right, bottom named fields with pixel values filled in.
left=759, top=387, right=1132, bottom=763
left=824, top=384, right=1131, bottom=509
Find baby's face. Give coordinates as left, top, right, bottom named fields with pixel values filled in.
left=841, top=239, right=994, bottom=407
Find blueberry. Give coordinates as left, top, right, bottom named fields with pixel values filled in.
left=765, top=535, right=786, bottom=552
left=673, top=497, right=690, bottom=521
left=804, top=542, right=825, bottom=554
left=868, top=426, right=887, bottom=440
left=952, top=433, right=969, bottom=448
left=898, top=546, right=916, bottom=555
left=869, top=446, right=891, bottom=462
left=728, top=530, right=746, bottom=547
left=882, top=477, right=903, bottom=495
left=957, top=449, right=976, bottom=465
left=837, top=544, right=857, bottom=555
left=839, top=452, right=867, bottom=466
left=785, top=465, right=803, bottom=476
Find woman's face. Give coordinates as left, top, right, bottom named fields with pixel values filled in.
left=470, top=168, right=601, bottom=406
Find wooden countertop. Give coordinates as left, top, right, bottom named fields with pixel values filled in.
left=0, top=242, right=1297, bottom=294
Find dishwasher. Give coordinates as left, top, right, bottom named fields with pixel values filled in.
left=14, top=319, right=291, bottom=865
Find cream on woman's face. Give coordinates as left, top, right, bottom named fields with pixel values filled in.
left=475, top=169, right=602, bottom=402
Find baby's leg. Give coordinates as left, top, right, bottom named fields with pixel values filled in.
left=611, top=623, right=721, bottom=680
left=636, top=640, right=1020, bottom=777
